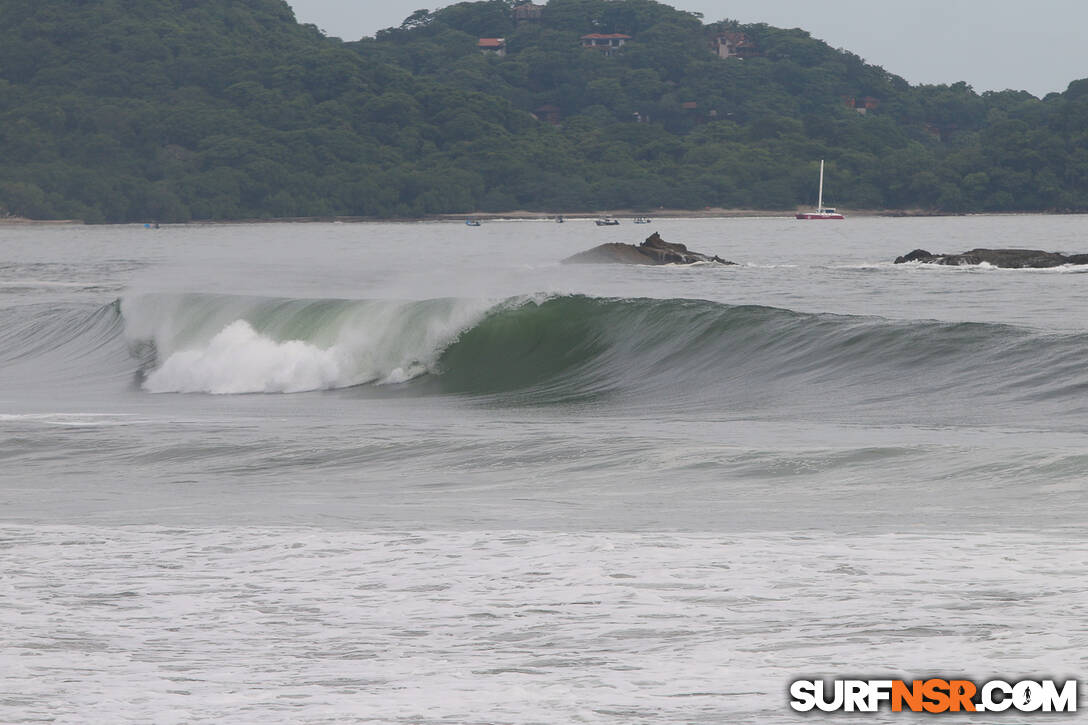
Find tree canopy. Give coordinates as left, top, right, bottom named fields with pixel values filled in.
left=0, top=0, right=1084, bottom=222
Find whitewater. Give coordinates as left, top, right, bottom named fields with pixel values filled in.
left=1, top=216, right=1086, bottom=723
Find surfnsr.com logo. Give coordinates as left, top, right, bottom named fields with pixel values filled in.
left=789, top=678, right=1078, bottom=713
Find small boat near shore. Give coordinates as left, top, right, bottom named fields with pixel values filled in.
left=633, top=216, right=652, bottom=224
left=796, top=160, right=844, bottom=220
left=595, top=217, right=620, bottom=226
left=465, top=219, right=482, bottom=227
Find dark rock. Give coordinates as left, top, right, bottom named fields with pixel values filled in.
left=894, top=249, right=937, bottom=264
left=950, top=249, right=1069, bottom=268
left=563, top=232, right=735, bottom=265
left=894, top=247, right=1088, bottom=268
left=562, top=242, right=654, bottom=265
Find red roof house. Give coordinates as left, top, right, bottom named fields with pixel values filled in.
left=712, top=32, right=757, bottom=59
left=477, top=38, right=507, bottom=57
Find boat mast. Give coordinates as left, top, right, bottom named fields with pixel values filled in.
left=817, top=159, right=825, bottom=210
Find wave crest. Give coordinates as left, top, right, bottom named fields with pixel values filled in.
left=9, top=293, right=1088, bottom=425
left=121, top=293, right=504, bottom=394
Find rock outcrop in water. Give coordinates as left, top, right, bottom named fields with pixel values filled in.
left=894, top=248, right=1088, bottom=268
left=563, top=232, right=735, bottom=265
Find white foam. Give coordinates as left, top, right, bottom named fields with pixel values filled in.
left=1, top=526, right=1085, bottom=724
left=143, top=320, right=348, bottom=394
left=0, top=413, right=141, bottom=426
left=661, top=260, right=738, bottom=268
left=126, top=294, right=506, bottom=394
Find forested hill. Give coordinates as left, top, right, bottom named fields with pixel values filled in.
left=1, top=0, right=1086, bottom=222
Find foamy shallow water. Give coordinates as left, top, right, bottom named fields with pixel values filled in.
left=3, top=527, right=1085, bottom=724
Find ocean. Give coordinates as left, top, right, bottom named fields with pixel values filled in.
left=1, top=216, right=1086, bottom=723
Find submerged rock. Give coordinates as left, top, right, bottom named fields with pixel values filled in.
left=563, top=232, right=735, bottom=265
left=894, top=248, right=1088, bottom=268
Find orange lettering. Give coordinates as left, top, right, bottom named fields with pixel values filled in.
left=922, top=679, right=951, bottom=713
left=948, top=680, right=977, bottom=712
left=892, top=680, right=924, bottom=712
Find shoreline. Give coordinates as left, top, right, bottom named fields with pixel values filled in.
left=1, top=208, right=1081, bottom=226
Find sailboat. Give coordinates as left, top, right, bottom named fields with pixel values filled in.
left=796, top=160, right=844, bottom=220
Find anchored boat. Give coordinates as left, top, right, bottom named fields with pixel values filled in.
left=796, top=160, right=844, bottom=220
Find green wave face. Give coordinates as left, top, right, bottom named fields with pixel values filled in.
left=433, top=295, right=1088, bottom=421
left=7, top=292, right=1088, bottom=425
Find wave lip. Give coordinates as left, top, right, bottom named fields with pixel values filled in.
left=8, top=291, right=1086, bottom=427
left=426, top=295, right=1088, bottom=421
left=121, top=293, right=506, bottom=394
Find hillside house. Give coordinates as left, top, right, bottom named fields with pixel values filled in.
left=477, top=38, right=507, bottom=57
left=580, top=33, right=631, bottom=56
left=512, top=3, right=544, bottom=24
left=712, top=32, right=756, bottom=59
left=843, top=96, right=880, bottom=114
left=680, top=101, right=718, bottom=124
left=533, top=104, right=561, bottom=125
left=925, top=122, right=957, bottom=142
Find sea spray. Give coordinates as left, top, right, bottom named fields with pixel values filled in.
left=142, top=319, right=348, bottom=394
left=8, top=292, right=1088, bottom=427
left=120, top=293, right=511, bottom=394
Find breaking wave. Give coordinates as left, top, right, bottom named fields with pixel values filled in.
left=119, top=293, right=503, bottom=394
left=8, top=292, right=1088, bottom=423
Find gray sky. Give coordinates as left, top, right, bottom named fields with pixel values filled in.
left=287, top=0, right=1086, bottom=97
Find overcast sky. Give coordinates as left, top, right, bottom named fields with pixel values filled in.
left=287, top=0, right=1086, bottom=97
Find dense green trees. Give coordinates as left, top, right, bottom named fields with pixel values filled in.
left=0, top=0, right=1085, bottom=221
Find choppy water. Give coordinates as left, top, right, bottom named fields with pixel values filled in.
left=1, top=216, right=1087, bottom=723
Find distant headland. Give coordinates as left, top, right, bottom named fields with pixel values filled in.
left=1, top=0, right=1086, bottom=224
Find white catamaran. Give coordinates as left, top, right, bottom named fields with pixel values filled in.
left=796, top=159, right=844, bottom=220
